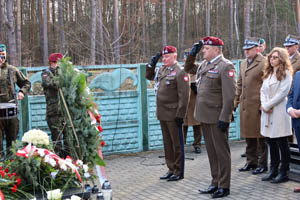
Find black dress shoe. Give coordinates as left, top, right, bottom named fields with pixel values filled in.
left=262, top=168, right=278, bottom=181
left=241, top=152, right=246, bottom=157
left=252, top=166, right=267, bottom=175
left=238, top=163, right=257, bottom=172
left=271, top=172, right=288, bottom=183
left=211, top=188, right=230, bottom=198
left=167, top=174, right=184, bottom=181
left=195, top=147, right=201, bottom=154
left=199, top=185, right=218, bottom=194
left=160, top=172, right=173, bottom=180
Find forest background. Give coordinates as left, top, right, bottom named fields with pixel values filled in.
left=1, top=0, right=300, bottom=67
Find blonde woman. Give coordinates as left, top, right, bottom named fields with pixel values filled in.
left=260, top=47, right=293, bottom=183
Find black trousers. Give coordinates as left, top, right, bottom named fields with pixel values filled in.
left=266, top=136, right=290, bottom=172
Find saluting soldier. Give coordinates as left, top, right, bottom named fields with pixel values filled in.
left=0, top=44, right=31, bottom=155
left=185, top=36, right=236, bottom=198
left=235, top=37, right=268, bottom=175
left=284, top=34, right=300, bottom=73
left=145, top=46, right=189, bottom=182
left=42, top=53, right=68, bottom=157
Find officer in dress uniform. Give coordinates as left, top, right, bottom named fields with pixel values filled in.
left=235, top=37, right=268, bottom=175
left=185, top=36, right=236, bottom=198
left=0, top=44, right=31, bottom=155
left=284, top=34, right=300, bottom=73
left=145, top=46, right=189, bottom=181
left=41, top=53, right=69, bottom=157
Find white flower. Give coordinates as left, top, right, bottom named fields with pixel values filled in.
left=83, top=164, right=89, bottom=173
left=22, top=129, right=49, bottom=145
left=65, top=158, right=72, bottom=163
left=44, top=155, right=51, bottom=163
left=70, top=195, right=81, bottom=200
left=47, top=189, right=62, bottom=200
left=49, top=158, right=57, bottom=167
left=75, top=160, right=83, bottom=166
left=84, top=172, right=91, bottom=178
left=50, top=170, right=58, bottom=179
left=60, top=164, right=67, bottom=171
left=37, top=149, right=45, bottom=157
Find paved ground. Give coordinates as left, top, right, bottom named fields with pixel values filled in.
left=104, top=141, right=300, bottom=200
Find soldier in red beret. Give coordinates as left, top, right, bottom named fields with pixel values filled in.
left=41, top=53, right=68, bottom=157
left=185, top=36, right=236, bottom=198
left=146, top=46, right=189, bottom=181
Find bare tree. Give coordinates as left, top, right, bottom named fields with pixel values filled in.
left=179, top=0, right=187, bottom=60
left=162, top=0, right=167, bottom=46
left=244, top=0, right=251, bottom=40
left=43, top=0, right=48, bottom=65
left=58, top=0, right=65, bottom=53
left=97, top=0, right=104, bottom=64
left=296, top=0, right=300, bottom=36
left=90, top=0, right=96, bottom=64
left=234, top=0, right=240, bottom=57
left=113, top=0, right=120, bottom=63
left=206, top=0, right=210, bottom=36
left=262, top=0, right=267, bottom=37
left=230, top=0, right=234, bottom=58
left=16, top=0, right=21, bottom=66
left=271, top=0, right=277, bottom=47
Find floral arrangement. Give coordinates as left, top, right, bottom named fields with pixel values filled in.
left=21, top=129, right=50, bottom=146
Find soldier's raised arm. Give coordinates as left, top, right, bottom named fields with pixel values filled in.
left=184, top=41, right=203, bottom=74
left=145, top=52, right=161, bottom=80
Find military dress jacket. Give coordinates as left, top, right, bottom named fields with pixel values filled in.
left=0, top=63, right=31, bottom=103
left=41, top=68, right=61, bottom=118
left=234, top=53, right=266, bottom=138
left=291, top=51, right=300, bottom=73
left=145, top=62, right=189, bottom=121
left=184, top=54, right=236, bottom=124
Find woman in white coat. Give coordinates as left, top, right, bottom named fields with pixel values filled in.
left=260, top=47, right=293, bottom=183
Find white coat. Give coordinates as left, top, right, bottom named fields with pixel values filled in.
left=260, top=70, right=292, bottom=138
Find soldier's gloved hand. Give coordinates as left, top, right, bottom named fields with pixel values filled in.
left=218, top=120, right=230, bottom=132
left=175, top=117, right=184, bottom=127
left=190, top=82, right=197, bottom=94
left=147, top=52, right=161, bottom=68
left=189, top=40, right=204, bottom=56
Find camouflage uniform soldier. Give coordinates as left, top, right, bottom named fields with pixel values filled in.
left=0, top=44, right=31, bottom=154
left=41, top=53, right=68, bottom=157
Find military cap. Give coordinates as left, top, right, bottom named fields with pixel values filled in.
left=0, top=44, right=6, bottom=52
left=201, top=36, right=224, bottom=46
left=243, top=37, right=260, bottom=50
left=48, top=53, right=63, bottom=62
left=283, top=34, right=300, bottom=47
left=161, top=46, right=177, bottom=55
left=259, top=38, right=265, bottom=45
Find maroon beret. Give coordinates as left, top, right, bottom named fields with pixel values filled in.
left=48, top=53, right=63, bottom=62
left=202, top=36, right=224, bottom=46
left=161, top=46, right=177, bottom=55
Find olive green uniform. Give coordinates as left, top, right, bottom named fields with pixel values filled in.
left=0, top=63, right=31, bottom=154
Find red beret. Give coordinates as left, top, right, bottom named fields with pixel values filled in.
left=48, top=53, right=63, bottom=62
left=202, top=36, right=224, bottom=46
left=161, top=46, right=177, bottom=55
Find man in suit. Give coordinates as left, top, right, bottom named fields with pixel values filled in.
left=235, top=37, right=268, bottom=175
left=185, top=36, right=236, bottom=198
left=284, top=34, right=300, bottom=73
left=287, top=71, right=300, bottom=192
left=145, top=46, right=189, bottom=182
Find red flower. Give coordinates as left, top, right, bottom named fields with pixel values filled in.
left=97, top=125, right=103, bottom=132
left=7, top=173, right=11, bottom=178
left=66, top=155, right=72, bottom=161
left=12, top=173, right=17, bottom=176
left=101, top=141, right=106, bottom=147
left=4, top=168, right=8, bottom=173
left=16, top=178, right=21, bottom=186
left=0, top=166, right=2, bottom=170
left=11, top=184, right=17, bottom=193
left=95, top=114, right=101, bottom=123
left=0, top=171, right=4, bottom=177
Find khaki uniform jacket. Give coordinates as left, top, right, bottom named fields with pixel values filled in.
left=183, top=74, right=201, bottom=126
left=184, top=55, right=236, bottom=124
left=291, top=51, right=300, bottom=73
left=234, top=53, right=266, bottom=138
left=145, top=62, right=189, bottom=121
left=0, top=63, right=31, bottom=103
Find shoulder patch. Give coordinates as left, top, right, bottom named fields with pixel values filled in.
left=184, top=75, right=189, bottom=82
left=228, top=70, right=235, bottom=78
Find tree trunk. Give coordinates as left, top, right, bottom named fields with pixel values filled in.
left=37, top=0, right=44, bottom=64
left=43, top=0, right=48, bottom=65
left=234, top=0, right=240, bottom=57
left=141, top=0, right=146, bottom=59
left=272, top=0, right=277, bottom=47
left=51, top=0, right=56, bottom=51
left=58, top=0, right=65, bottom=53
left=230, top=0, right=234, bottom=58
left=113, top=0, right=120, bottom=64
left=90, top=0, right=96, bottom=64
left=296, top=0, right=300, bottom=36
left=206, top=0, right=210, bottom=36
left=16, top=0, right=22, bottom=66
left=243, top=0, right=251, bottom=40
left=97, top=0, right=104, bottom=64
left=262, top=0, right=267, bottom=37
left=162, top=0, right=167, bottom=46
left=179, top=0, right=187, bottom=60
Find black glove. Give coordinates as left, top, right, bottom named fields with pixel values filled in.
left=189, top=40, right=204, bottom=56
left=190, top=82, right=197, bottom=94
left=175, top=117, right=184, bottom=127
left=148, top=52, right=161, bottom=67
left=218, top=120, right=230, bottom=132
